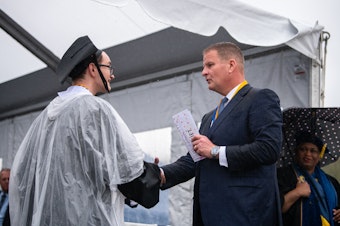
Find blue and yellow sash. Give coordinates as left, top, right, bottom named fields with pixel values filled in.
left=293, top=164, right=337, bottom=226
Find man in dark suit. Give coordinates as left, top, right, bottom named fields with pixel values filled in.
left=160, top=42, right=283, bottom=226
left=0, top=168, right=10, bottom=226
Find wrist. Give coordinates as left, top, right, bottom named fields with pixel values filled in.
left=159, top=168, right=166, bottom=186
left=210, top=146, right=220, bottom=159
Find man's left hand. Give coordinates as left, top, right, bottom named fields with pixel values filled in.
left=192, top=134, right=215, bottom=158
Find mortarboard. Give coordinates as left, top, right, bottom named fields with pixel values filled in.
left=56, top=36, right=102, bottom=83
left=295, top=131, right=329, bottom=158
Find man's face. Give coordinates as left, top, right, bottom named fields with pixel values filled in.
left=97, top=52, right=115, bottom=93
left=0, top=170, right=10, bottom=193
left=202, top=50, right=231, bottom=95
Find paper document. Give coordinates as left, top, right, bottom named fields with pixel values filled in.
left=172, top=109, right=205, bottom=162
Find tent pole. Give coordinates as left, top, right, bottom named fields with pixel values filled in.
left=0, top=9, right=59, bottom=71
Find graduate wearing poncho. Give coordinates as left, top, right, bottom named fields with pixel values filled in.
left=9, top=36, right=146, bottom=225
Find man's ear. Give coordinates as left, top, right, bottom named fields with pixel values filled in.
left=88, top=63, right=97, bottom=77
left=228, top=59, right=237, bottom=73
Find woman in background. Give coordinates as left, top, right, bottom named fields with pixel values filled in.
left=277, top=131, right=340, bottom=226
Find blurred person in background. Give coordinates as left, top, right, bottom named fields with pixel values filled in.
left=0, top=168, right=10, bottom=226
left=277, top=131, right=340, bottom=226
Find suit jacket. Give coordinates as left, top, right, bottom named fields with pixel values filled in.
left=3, top=208, right=10, bottom=226
left=162, top=85, right=283, bottom=226
left=0, top=191, right=10, bottom=226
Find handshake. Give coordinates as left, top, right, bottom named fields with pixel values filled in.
left=118, top=158, right=164, bottom=209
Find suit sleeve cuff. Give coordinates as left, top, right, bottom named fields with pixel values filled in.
left=219, top=146, right=228, bottom=167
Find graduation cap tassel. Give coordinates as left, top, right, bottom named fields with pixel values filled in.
left=320, top=143, right=327, bottom=159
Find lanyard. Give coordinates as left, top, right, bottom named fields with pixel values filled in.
left=210, top=80, right=248, bottom=126
left=232, top=80, right=248, bottom=99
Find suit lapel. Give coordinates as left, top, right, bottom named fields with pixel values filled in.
left=208, top=85, right=252, bottom=134
left=200, top=110, right=214, bottom=136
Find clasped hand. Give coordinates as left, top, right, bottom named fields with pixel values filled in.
left=192, top=134, right=215, bottom=158
left=295, top=179, right=311, bottom=198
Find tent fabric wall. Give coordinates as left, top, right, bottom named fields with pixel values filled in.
left=0, top=47, right=310, bottom=225
left=100, top=48, right=311, bottom=134
left=104, top=76, right=192, bottom=133
left=168, top=128, right=194, bottom=226
left=245, top=48, right=311, bottom=108
left=0, top=112, right=40, bottom=168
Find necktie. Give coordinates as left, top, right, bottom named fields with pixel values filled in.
left=215, top=97, right=228, bottom=120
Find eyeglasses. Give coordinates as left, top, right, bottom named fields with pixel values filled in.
left=98, top=64, right=114, bottom=75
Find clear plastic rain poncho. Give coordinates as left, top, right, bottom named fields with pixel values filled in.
left=9, top=86, right=145, bottom=226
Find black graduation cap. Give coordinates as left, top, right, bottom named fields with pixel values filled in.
left=57, top=36, right=102, bottom=83
left=295, top=131, right=329, bottom=157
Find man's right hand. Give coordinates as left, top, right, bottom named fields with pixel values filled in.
left=295, top=179, right=311, bottom=198
left=154, top=157, right=166, bottom=186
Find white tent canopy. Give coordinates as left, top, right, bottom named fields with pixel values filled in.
left=0, top=0, right=326, bottom=119
left=1, top=0, right=323, bottom=83
left=139, top=0, right=323, bottom=60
